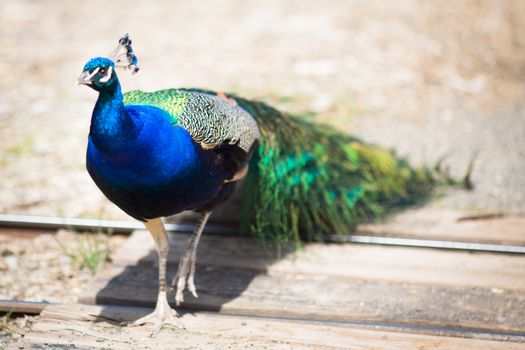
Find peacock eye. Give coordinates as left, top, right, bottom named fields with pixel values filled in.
left=99, top=67, right=107, bottom=75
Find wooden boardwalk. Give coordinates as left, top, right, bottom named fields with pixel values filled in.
left=14, top=210, right=525, bottom=349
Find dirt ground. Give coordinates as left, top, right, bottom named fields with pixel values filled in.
left=0, top=229, right=125, bottom=347
left=0, top=2, right=525, bottom=344
left=1, top=0, right=524, bottom=219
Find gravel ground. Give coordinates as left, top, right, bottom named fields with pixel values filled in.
left=0, top=2, right=524, bottom=345
left=0, top=230, right=125, bottom=303
left=0, top=230, right=125, bottom=348
left=1, top=0, right=524, bottom=218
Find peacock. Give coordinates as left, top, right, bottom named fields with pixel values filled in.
left=78, top=35, right=458, bottom=336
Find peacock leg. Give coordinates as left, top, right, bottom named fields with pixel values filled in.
left=129, top=218, right=183, bottom=337
left=171, top=211, right=211, bottom=306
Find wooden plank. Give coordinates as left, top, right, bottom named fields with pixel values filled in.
left=20, top=303, right=525, bottom=350
left=0, top=299, right=49, bottom=314
left=357, top=208, right=525, bottom=245
left=82, top=231, right=525, bottom=335
left=81, top=260, right=525, bottom=335
left=112, top=230, right=525, bottom=291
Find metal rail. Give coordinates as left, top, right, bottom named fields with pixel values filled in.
left=328, top=235, right=525, bottom=254
left=0, top=213, right=237, bottom=235
left=1, top=213, right=524, bottom=254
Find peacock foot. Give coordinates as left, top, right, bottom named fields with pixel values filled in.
left=128, top=291, right=184, bottom=337
left=171, top=249, right=199, bottom=306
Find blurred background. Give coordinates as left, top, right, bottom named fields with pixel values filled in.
left=1, top=0, right=525, bottom=220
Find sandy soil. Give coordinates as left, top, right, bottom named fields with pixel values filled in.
left=0, top=2, right=524, bottom=346
left=0, top=230, right=125, bottom=303
left=0, top=229, right=125, bottom=348
left=1, top=0, right=524, bottom=219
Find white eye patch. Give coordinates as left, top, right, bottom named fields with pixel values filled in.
left=85, top=67, right=100, bottom=80
left=98, top=66, right=113, bottom=83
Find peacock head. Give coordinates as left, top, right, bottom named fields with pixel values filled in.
left=78, top=34, right=139, bottom=92
left=77, top=57, right=118, bottom=92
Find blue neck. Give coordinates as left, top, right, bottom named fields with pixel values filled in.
left=89, top=81, right=139, bottom=153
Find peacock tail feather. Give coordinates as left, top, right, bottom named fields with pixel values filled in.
left=230, top=95, right=440, bottom=243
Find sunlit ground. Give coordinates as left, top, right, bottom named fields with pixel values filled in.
left=1, top=0, right=524, bottom=218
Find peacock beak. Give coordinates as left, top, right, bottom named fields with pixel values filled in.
left=76, top=68, right=100, bottom=86
left=76, top=71, right=92, bottom=86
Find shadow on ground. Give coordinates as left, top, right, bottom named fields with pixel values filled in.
left=93, top=221, right=295, bottom=322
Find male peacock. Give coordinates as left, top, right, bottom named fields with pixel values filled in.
left=78, top=35, right=455, bottom=336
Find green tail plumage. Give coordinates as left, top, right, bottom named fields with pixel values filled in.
left=232, top=95, right=441, bottom=243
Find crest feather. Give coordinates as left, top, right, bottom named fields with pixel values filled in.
left=109, top=33, right=139, bottom=74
